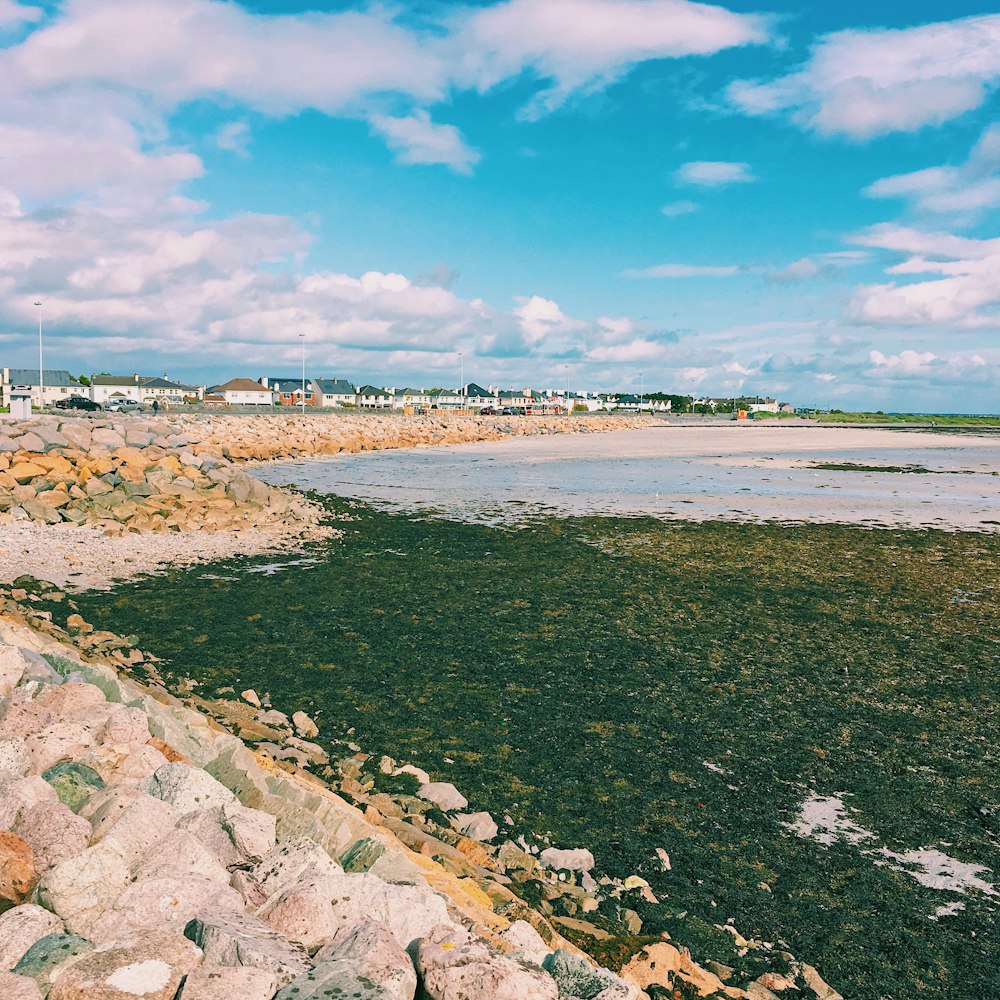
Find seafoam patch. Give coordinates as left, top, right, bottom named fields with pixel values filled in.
left=786, top=793, right=997, bottom=904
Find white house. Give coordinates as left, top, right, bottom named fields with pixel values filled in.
left=313, top=378, right=357, bottom=407
left=356, top=385, right=391, bottom=408
left=464, top=383, right=500, bottom=409
left=214, top=378, right=274, bottom=406
left=1, top=368, right=83, bottom=409
left=392, top=388, right=432, bottom=410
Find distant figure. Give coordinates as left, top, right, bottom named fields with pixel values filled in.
left=152, top=399, right=159, bottom=414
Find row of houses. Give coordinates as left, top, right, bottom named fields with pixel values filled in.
left=0, top=367, right=786, bottom=414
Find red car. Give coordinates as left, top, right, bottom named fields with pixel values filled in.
left=479, top=406, right=497, bottom=415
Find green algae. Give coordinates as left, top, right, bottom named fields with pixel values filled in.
left=69, top=500, right=1000, bottom=999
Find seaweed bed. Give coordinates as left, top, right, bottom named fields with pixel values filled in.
left=72, top=498, right=999, bottom=999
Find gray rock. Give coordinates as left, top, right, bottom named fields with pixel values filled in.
left=0, top=904, right=64, bottom=971
left=500, top=920, right=550, bottom=966
left=46, top=928, right=202, bottom=1000
left=539, top=848, right=595, bottom=873
left=0, top=971, right=43, bottom=1000
left=42, top=761, right=105, bottom=813
left=86, top=873, right=245, bottom=946
left=140, top=761, right=239, bottom=815
left=178, top=966, right=280, bottom=1000
left=416, top=923, right=558, bottom=1000
left=183, top=908, right=310, bottom=985
left=417, top=782, right=468, bottom=812
left=453, top=812, right=499, bottom=842
left=543, top=950, right=632, bottom=1000
left=251, top=837, right=341, bottom=897
left=33, top=843, right=130, bottom=935
left=12, top=933, right=94, bottom=993
left=13, top=800, right=92, bottom=871
left=312, top=920, right=417, bottom=1000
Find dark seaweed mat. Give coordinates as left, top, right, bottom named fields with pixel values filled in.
left=72, top=501, right=999, bottom=999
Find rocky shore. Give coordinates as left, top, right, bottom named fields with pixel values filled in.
left=0, top=412, right=650, bottom=588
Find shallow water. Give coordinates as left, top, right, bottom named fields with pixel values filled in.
left=256, top=425, right=1000, bottom=530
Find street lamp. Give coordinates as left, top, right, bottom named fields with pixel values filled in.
left=639, top=372, right=644, bottom=414
left=564, top=364, right=569, bottom=415
left=299, top=333, right=306, bottom=416
left=458, top=352, right=464, bottom=411
left=34, top=301, right=43, bottom=411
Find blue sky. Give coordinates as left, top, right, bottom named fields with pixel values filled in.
left=0, top=0, right=998, bottom=410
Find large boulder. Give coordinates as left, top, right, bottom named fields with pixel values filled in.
left=0, top=971, right=43, bottom=1000
left=183, top=908, right=310, bottom=985
left=33, top=843, right=130, bottom=935
left=0, top=645, right=31, bottom=697
left=453, top=812, right=499, bottom=842
left=0, top=739, right=30, bottom=779
left=0, top=831, right=36, bottom=907
left=538, top=848, right=595, bottom=873
left=0, top=904, right=64, bottom=971
left=41, top=762, right=105, bottom=814
left=130, top=829, right=231, bottom=884
left=12, top=933, right=94, bottom=995
left=13, top=800, right=91, bottom=871
left=0, top=775, right=58, bottom=829
left=100, top=707, right=151, bottom=747
left=86, top=873, right=245, bottom=946
left=47, top=929, right=203, bottom=1000
left=415, top=923, right=558, bottom=1000
left=417, top=783, right=468, bottom=812
left=178, top=966, right=280, bottom=1000
left=23, top=724, right=96, bottom=777
left=543, top=950, right=641, bottom=1000
left=89, top=791, right=176, bottom=857
left=140, top=761, right=238, bottom=815
left=312, top=920, right=417, bottom=999
left=251, top=837, right=341, bottom=897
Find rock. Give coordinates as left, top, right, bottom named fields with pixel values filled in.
left=543, top=950, right=638, bottom=1000
left=87, top=873, right=245, bottom=945
left=140, top=761, right=238, bottom=814
left=130, top=829, right=231, bottom=884
left=453, top=812, right=499, bottom=842
left=801, top=964, right=845, bottom=1000
left=100, top=707, right=151, bottom=746
left=417, top=782, right=468, bottom=812
left=0, top=971, right=43, bottom=1000
left=500, top=921, right=550, bottom=965
left=0, top=739, right=30, bottom=779
left=415, top=923, right=558, bottom=1000
left=12, top=933, right=94, bottom=994
left=0, top=904, right=64, bottom=971
left=47, top=929, right=203, bottom=1000
left=13, top=800, right=91, bottom=871
left=394, top=764, right=431, bottom=785
left=36, top=682, right=107, bottom=719
left=240, top=689, right=261, bottom=708
left=87, top=789, right=172, bottom=853
left=251, top=837, right=341, bottom=897
left=42, top=761, right=106, bottom=813
left=183, top=908, right=310, bottom=985
left=291, top=711, right=318, bottom=738
left=311, top=920, right=417, bottom=999
left=620, top=944, right=683, bottom=993
left=222, top=802, right=276, bottom=865
left=0, top=831, right=35, bottom=906
left=259, top=870, right=451, bottom=952
left=539, top=848, right=595, bottom=873
left=23, top=724, right=97, bottom=777
left=0, top=645, right=31, bottom=697
left=179, top=965, right=280, bottom=1000
left=34, top=843, right=130, bottom=936
left=0, top=775, right=58, bottom=828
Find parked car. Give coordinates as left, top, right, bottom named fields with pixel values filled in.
left=54, top=396, right=102, bottom=411
left=479, top=406, right=497, bottom=415
left=104, top=398, right=144, bottom=413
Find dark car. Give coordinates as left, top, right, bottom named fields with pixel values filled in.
left=54, top=396, right=102, bottom=411
left=479, top=406, right=497, bottom=415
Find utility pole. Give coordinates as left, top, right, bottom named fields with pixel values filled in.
left=299, top=333, right=306, bottom=415
left=34, top=301, right=43, bottom=410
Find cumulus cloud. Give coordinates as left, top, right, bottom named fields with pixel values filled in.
left=867, top=349, right=991, bottom=386
left=0, top=1, right=42, bottom=29
left=864, top=124, right=1000, bottom=216
left=369, top=111, right=480, bottom=174
left=848, top=224, right=1000, bottom=328
left=728, top=14, right=1000, bottom=139
left=675, top=160, right=754, bottom=187
left=453, top=0, right=770, bottom=117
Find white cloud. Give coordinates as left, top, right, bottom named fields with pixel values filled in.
left=675, top=160, right=755, bottom=187
left=453, top=0, right=770, bottom=117
left=729, top=14, right=1000, bottom=139
left=623, top=262, right=741, bottom=278
left=369, top=111, right=480, bottom=174
left=865, top=124, right=1000, bottom=216
left=215, top=121, right=251, bottom=156
left=660, top=199, right=700, bottom=217
left=867, top=349, right=991, bottom=385
left=763, top=251, right=868, bottom=285
left=0, top=1, right=42, bottom=29
left=848, top=224, right=1000, bottom=327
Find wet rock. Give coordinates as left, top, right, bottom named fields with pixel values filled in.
left=178, top=965, right=280, bottom=1000
left=42, top=761, right=105, bottom=813
left=0, top=905, right=64, bottom=971
left=87, top=873, right=245, bottom=945
left=183, top=908, right=310, bottom=985
left=415, top=923, right=558, bottom=1000
left=47, top=929, right=203, bottom=1000
left=0, top=971, right=43, bottom=999
left=0, top=830, right=35, bottom=906
left=12, top=933, right=94, bottom=994
left=140, top=761, right=238, bottom=815
left=13, top=800, right=91, bottom=872
left=417, top=782, right=468, bottom=812
left=539, top=848, right=595, bottom=873
left=34, top=843, right=130, bottom=935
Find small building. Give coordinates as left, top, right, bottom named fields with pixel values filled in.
left=429, top=388, right=464, bottom=409
left=1, top=368, right=82, bottom=409
left=313, top=378, right=356, bottom=408
left=392, top=388, right=432, bottom=411
left=464, top=383, right=500, bottom=409
left=260, top=376, right=318, bottom=407
left=214, top=378, right=274, bottom=406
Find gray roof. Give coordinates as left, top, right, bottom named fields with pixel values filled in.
left=314, top=379, right=355, bottom=395
left=91, top=374, right=140, bottom=385
left=464, top=382, right=495, bottom=398
left=139, top=376, right=195, bottom=390
left=7, top=368, right=76, bottom=385
left=357, top=385, right=388, bottom=395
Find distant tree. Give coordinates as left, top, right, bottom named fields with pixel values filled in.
left=76, top=375, right=91, bottom=386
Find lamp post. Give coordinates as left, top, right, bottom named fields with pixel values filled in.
left=639, top=372, right=644, bottom=414
left=564, top=364, right=569, bottom=415
left=34, top=301, right=43, bottom=410
left=299, top=333, right=306, bottom=416
left=458, top=352, right=464, bottom=411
